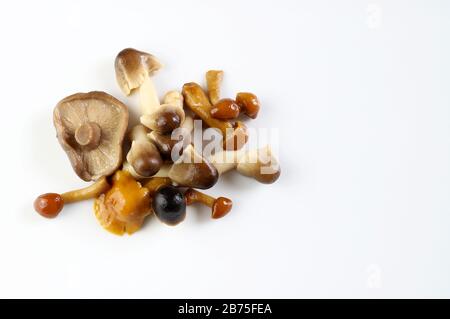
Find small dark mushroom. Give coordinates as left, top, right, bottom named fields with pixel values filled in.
left=141, top=90, right=185, bottom=134
left=152, top=185, right=186, bottom=226
left=124, top=124, right=163, bottom=178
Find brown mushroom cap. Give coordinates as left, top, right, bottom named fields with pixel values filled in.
left=168, top=145, right=219, bottom=189
left=236, top=146, right=281, bottom=184
left=140, top=105, right=183, bottom=134
left=149, top=131, right=180, bottom=160
left=212, top=197, right=233, bottom=219
left=115, top=48, right=162, bottom=96
left=53, top=91, right=129, bottom=181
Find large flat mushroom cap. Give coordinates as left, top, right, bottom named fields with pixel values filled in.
left=53, top=91, right=129, bottom=181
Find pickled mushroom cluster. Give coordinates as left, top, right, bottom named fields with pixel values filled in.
left=33, top=48, right=281, bottom=236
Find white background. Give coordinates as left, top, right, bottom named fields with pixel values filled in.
left=0, top=0, right=449, bottom=298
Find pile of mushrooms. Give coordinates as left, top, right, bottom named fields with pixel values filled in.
left=33, top=48, right=281, bottom=236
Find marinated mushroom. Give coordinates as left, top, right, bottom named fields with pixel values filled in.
left=235, top=92, right=260, bottom=119
left=124, top=124, right=163, bottom=179
left=236, top=146, right=281, bottom=183
left=167, top=144, right=219, bottom=189
left=205, top=70, right=224, bottom=105
left=208, top=146, right=281, bottom=184
left=115, top=48, right=184, bottom=134
left=53, top=91, right=129, bottom=181
left=210, top=93, right=260, bottom=120
left=185, top=189, right=232, bottom=219
left=182, top=82, right=248, bottom=150
left=148, top=115, right=194, bottom=160
left=34, top=177, right=111, bottom=218
left=152, top=185, right=186, bottom=226
left=205, top=69, right=260, bottom=120
left=94, top=170, right=151, bottom=236
left=39, top=51, right=281, bottom=235
left=149, top=145, right=218, bottom=188
left=140, top=90, right=186, bottom=134
left=115, top=48, right=162, bottom=99
left=210, top=98, right=241, bottom=120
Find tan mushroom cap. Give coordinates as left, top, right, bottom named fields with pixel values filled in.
left=53, top=91, right=129, bottom=181
left=115, top=48, right=162, bottom=96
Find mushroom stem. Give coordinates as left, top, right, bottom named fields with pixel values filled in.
left=130, top=124, right=149, bottom=142
left=61, top=176, right=111, bottom=204
left=34, top=177, right=112, bottom=218
left=185, top=188, right=215, bottom=206
left=185, top=188, right=232, bottom=219
left=208, top=146, right=281, bottom=184
left=182, top=82, right=248, bottom=150
left=163, top=90, right=183, bottom=109
left=140, top=76, right=160, bottom=115
left=74, top=122, right=102, bottom=149
left=143, top=177, right=172, bottom=196
left=206, top=70, right=224, bottom=105
left=151, top=163, right=172, bottom=178
left=207, top=149, right=245, bottom=175
left=182, top=82, right=232, bottom=135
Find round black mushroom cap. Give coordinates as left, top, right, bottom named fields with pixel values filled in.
left=152, top=186, right=186, bottom=226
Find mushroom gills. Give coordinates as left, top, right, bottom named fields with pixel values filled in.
left=53, top=91, right=129, bottom=181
